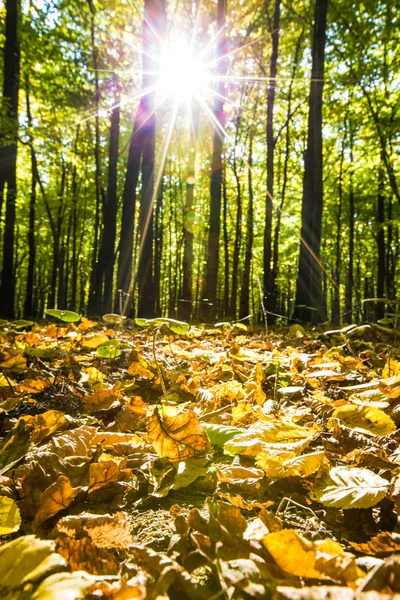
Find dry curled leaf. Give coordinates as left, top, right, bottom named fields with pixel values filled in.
left=147, top=405, right=210, bottom=461
left=33, top=475, right=82, bottom=531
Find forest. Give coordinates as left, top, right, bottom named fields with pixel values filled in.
left=2, top=2, right=400, bottom=599
left=0, top=0, right=398, bottom=325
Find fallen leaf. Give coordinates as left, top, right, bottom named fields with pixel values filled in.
left=262, top=529, right=360, bottom=583
left=147, top=405, right=210, bottom=461
left=311, top=466, right=389, bottom=509
left=330, top=404, right=396, bottom=436
left=33, top=476, right=82, bottom=530
left=0, top=495, right=21, bottom=534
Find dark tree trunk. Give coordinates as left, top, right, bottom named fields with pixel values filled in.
left=71, top=126, right=80, bottom=312
left=345, top=122, right=355, bottom=320
left=332, top=123, right=346, bottom=325
left=87, top=0, right=105, bottom=316
left=180, top=105, right=200, bottom=322
left=24, top=81, right=37, bottom=318
left=376, top=159, right=386, bottom=320
left=0, top=0, right=20, bottom=318
left=118, top=0, right=165, bottom=317
left=230, top=115, right=243, bottom=320
left=154, top=174, right=164, bottom=316
left=222, top=165, right=229, bottom=319
left=101, top=85, right=120, bottom=314
left=271, top=30, right=303, bottom=311
left=202, top=0, right=227, bottom=321
left=264, top=0, right=281, bottom=314
left=239, top=129, right=254, bottom=321
left=293, top=0, right=328, bottom=323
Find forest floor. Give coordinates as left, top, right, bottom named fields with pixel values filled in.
left=1, top=316, right=400, bottom=599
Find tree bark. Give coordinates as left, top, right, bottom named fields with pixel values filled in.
left=239, top=129, right=254, bottom=321
left=0, top=0, right=21, bottom=318
left=293, top=0, right=328, bottom=323
left=202, top=0, right=227, bottom=321
left=264, top=0, right=281, bottom=315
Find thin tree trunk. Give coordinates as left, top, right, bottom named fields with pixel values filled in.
left=230, top=115, right=243, bottom=320
left=71, top=126, right=80, bottom=311
left=376, top=159, right=386, bottom=320
left=345, top=122, right=355, bottom=320
left=271, top=30, right=303, bottom=310
left=102, top=84, right=120, bottom=314
left=293, top=0, right=328, bottom=323
left=332, top=123, right=346, bottom=325
left=87, top=0, right=105, bottom=315
left=202, top=0, right=227, bottom=321
left=239, top=129, right=254, bottom=321
left=0, top=0, right=20, bottom=318
left=24, top=80, right=37, bottom=317
left=180, top=105, right=199, bottom=321
left=264, top=0, right=281, bottom=314
left=222, top=165, right=229, bottom=319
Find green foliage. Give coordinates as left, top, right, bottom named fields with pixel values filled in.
left=45, top=309, right=81, bottom=323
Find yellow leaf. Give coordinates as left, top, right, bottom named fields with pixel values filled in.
left=262, top=529, right=360, bottom=583
left=31, top=572, right=97, bottom=600
left=256, top=451, right=325, bottom=478
left=83, top=388, right=122, bottom=413
left=80, top=367, right=103, bottom=385
left=81, top=334, right=110, bottom=349
left=0, top=496, right=21, bottom=534
left=147, top=406, right=210, bottom=462
left=127, top=361, right=155, bottom=379
left=0, top=348, right=27, bottom=371
left=0, top=535, right=66, bottom=589
left=330, top=404, right=396, bottom=436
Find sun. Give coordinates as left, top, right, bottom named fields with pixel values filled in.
left=158, top=43, right=211, bottom=104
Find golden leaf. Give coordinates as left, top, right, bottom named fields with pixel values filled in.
left=88, top=460, right=131, bottom=493
left=0, top=496, right=21, bottom=535
left=33, top=476, right=81, bottom=531
left=262, top=529, right=360, bottom=583
left=256, top=450, right=325, bottom=478
left=330, top=404, right=396, bottom=436
left=127, top=361, right=155, bottom=379
left=147, top=406, right=210, bottom=462
left=81, top=334, right=110, bottom=349
left=83, top=388, right=122, bottom=413
left=15, top=378, right=51, bottom=395
left=0, top=348, right=27, bottom=371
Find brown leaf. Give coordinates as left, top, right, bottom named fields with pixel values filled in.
left=147, top=406, right=210, bottom=462
left=350, top=532, right=400, bottom=557
left=56, top=535, right=120, bottom=575
left=83, top=388, right=123, bottom=413
left=15, top=378, right=51, bottom=395
left=33, top=475, right=81, bottom=531
left=88, top=459, right=133, bottom=493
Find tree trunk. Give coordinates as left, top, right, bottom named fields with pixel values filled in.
left=271, top=30, right=303, bottom=311
left=202, top=0, right=227, bottom=321
left=264, top=0, right=281, bottom=315
left=345, top=122, right=355, bottom=320
left=102, top=84, right=120, bottom=314
left=293, top=0, right=328, bottom=323
left=332, top=123, right=345, bottom=325
left=239, top=129, right=254, bottom=321
left=0, top=0, right=21, bottom=318
left=376, top=159, right=386, bottom=320
left=24, top=81, right=37, bottom=318
left=180, top=105, right=200, bottom=322
left=87, top=0, right=105, bottom=316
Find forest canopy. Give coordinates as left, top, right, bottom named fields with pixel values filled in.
left=0, top=0, right=399, bottom=324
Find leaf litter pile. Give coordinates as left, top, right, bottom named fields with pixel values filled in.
left=1, top=315, right=400, bottom=599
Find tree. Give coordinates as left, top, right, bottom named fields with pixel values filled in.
left=202, top=0, right=227, bottom=321
left=0, top=0, right=21, bottom=317
left=293, top=0, right=328, bottom=323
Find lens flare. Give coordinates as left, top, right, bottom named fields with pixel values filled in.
left=158, top=44, right=211, bottom=104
